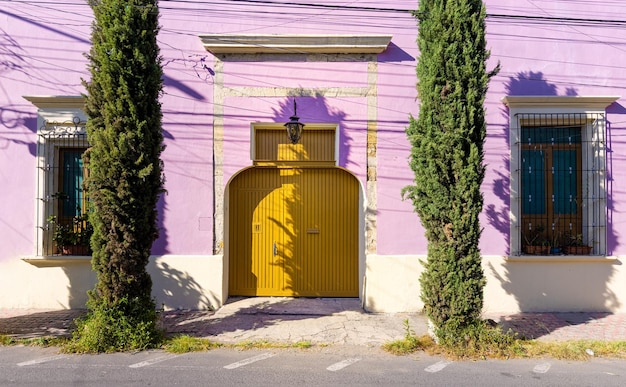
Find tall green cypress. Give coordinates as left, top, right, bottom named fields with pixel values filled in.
left=403, top=0, right=498, bottom=335
left=75, top=0, right=164, bottom=352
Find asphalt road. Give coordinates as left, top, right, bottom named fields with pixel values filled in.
left=0, top=345, right=624, bottom=386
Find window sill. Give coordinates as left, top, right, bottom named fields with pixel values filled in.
left=506, top=255, right=618, bottom=263
left=22, top=255, right=91, bottom=267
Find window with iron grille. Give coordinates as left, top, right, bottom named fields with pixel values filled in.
left=503, top=96, right=617, bottom=258
left=513, top=112, right=606, bottom=256
left=36, top=119, right=90, bottom=256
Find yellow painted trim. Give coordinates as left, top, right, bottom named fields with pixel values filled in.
left=251, top=123, right=338, bottom=165
left=254, top=161, right=336, bottom=168
left=253, top=124, right=336, bottom=131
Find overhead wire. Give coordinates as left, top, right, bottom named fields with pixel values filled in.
left=3, top=0, right=626, bottom=124
left=3, top=0, right=626, bottom=27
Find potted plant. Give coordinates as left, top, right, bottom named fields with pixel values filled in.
left=550, top=230, right=563, bottom=255
left=523, top=224, right=550, bottom=255
left=47, top=215, right=93, bottom=255
left=564, top=233, right=592, bottom=255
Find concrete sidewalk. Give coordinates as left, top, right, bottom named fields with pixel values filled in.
left=2, top=297, right=626, bottom=345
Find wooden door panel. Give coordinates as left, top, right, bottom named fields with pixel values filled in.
left=229, top=167, right=358, bottom=297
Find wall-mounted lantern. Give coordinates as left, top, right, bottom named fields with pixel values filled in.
left=285, top=100, right=305, bottom=144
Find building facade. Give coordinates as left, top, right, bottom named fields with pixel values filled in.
left=1, top=0, right=625, bottom=313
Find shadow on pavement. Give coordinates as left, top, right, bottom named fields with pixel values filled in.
left=161, top=296, right=362, bottom=338
left=493, top=312, right=614, bottom=340
left=0, top=310, right=86, bottom=339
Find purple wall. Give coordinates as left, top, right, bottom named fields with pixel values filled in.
left=2, top=0, right=625, bottom=262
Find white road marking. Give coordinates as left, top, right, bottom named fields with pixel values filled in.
left=533, top=362, right=552, bottom=374
left=17, top=354, right=67, bottom=367
left=129, top=354, right=179, bottom=368
left=425, top=360, right=452, bottom=373
left=326, top=358, right=361, bottom=371
left=224, top=353, right=276, bottom=369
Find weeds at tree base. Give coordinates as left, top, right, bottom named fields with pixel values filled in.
left=381, top=319, right=626, bottom=360
left=63, top=297, right=163, bottom=354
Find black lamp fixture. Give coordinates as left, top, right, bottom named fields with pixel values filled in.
left=285, top=99, right=305, bottom=144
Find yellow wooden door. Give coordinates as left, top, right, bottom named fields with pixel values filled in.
left=229, top=167, right=358, bottom=297
left=229, top=168, right=285, bottom=296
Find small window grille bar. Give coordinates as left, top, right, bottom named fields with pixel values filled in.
left=36, top=121, right=89, bottom=256
left=514, top=113, right=606, bottom=256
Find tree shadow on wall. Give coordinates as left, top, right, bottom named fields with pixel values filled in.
left=490, top=71, right=577, bottom=254
left=604, top=103, right=626, bottom=256
left=149, top=261, right=213, bottom=311
left=272, top=93, right=351, bottom=168
left=151, top=193, right=170, bottom=255
left=485, top=72, right=621, bottom=339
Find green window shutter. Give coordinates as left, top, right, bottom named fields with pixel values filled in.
left=521, top=126, right=581, bottom=145
left=62, top=150, right=84, bottom=217
left=521, top=149, right=546, bottom=215
left=553, top=150, right=577, bottom=215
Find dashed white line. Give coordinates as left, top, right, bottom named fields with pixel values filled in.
left=224, top=353, right=276, bottom=369
left=327, top=358, right=361, bottom=372
left=425, top=360, right=452, bottom=373
left=129, top=354, right=179, bottom=368
left=533, top=362, right=552, bottom=374
left=17, top=354, right=68, bottom=367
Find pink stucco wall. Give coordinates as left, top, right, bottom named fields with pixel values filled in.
left=2, top=0, right=626, bottom=263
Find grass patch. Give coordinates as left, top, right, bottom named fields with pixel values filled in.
left=163, top=335, right=223, bottom=353
left=383, top=319, right=435, bottom=355
left=382, top=320, right=626, bottom=360
left=522, top=340, right=626, bottom=360
left=0, top=335, right=15, bottom=346
left=161, top=335, right=314, bottom=353
left=231, top=339, right=313, bottom=350
left=0, top=334, right=68, bottom=348
left=3, top=333, right=316, bottom=354
left=382, top=335, right=435, bottom=355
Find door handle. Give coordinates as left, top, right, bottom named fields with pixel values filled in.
left=273, top=242, right=277, bottom=257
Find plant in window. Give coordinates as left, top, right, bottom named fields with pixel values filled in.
left=549, top=229, right=564, bottom=255
left=47, top=215, right=93, bottom=256
left=523, top=224, right=550, bottom=255
left=563, top=233, right=592, bottom=255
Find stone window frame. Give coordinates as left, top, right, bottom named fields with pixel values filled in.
left=503, top=96, right=619, bottom=260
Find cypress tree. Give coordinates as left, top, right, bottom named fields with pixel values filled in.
left=403, top=0, right=499, bottom=335
left=75, top=0, right=164, bottom=352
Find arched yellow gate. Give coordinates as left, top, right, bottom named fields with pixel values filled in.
left=228, top=166, right=359, bottom=297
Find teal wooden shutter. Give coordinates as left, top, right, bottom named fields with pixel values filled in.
left=553, top=150, right=577, bottom=215
left=521, top=149, right=546, bottom=215
left=62, top=150, right=84, bottom=217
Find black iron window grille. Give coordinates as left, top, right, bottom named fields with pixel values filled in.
left=36, top=118, right=90, bottom=256
left=514, top=113, right=606, bottom=256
